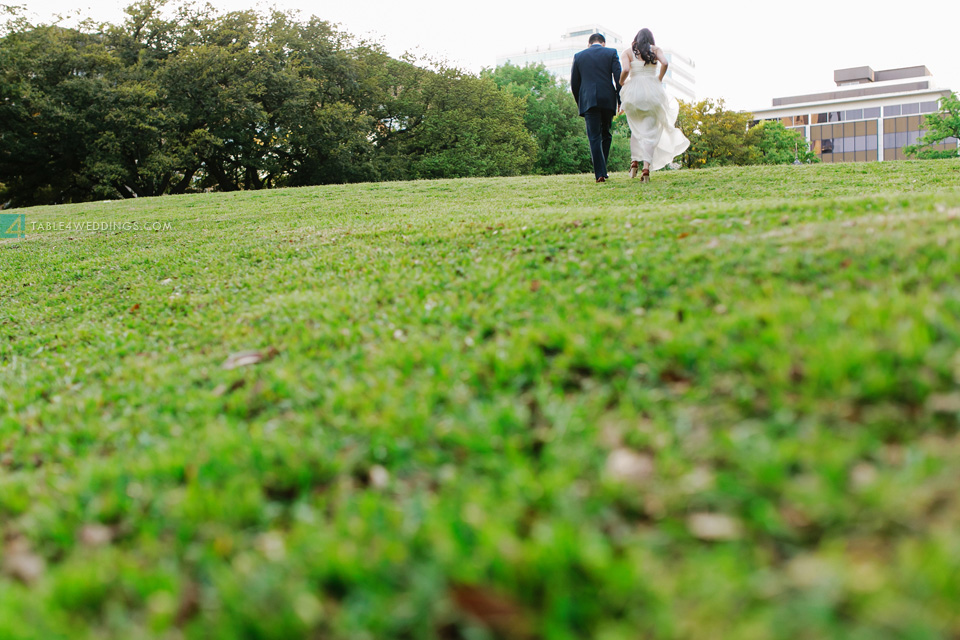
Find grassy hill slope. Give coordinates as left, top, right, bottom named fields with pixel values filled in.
left=2, top=160, right=960, bottom=639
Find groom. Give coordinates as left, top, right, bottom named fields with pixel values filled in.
left=570, top=33, right=621, bottom=183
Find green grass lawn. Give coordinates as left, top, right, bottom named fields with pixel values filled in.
left=2, top=159, right=960, bottom=639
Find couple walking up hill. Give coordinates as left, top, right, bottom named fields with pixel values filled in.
left=570, top=29, right=689, bottom=183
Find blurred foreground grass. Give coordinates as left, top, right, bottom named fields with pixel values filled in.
left=2, top=159, right=960, bottom=639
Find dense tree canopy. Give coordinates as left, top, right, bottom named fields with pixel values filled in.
left=484, top=64, right=591, bottom=175
left=0, top=3, right=537, bottom=206
left=745, top=121, right=817, bottom=165
left=677, top=98, right=756, bottom=168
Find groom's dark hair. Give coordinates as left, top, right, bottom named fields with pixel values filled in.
left=588, top=33, right=605, bottom=44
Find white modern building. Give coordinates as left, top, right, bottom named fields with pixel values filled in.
left=751, top=65, right=958, bottom=162
left=496, top=25, right=696, bottom=103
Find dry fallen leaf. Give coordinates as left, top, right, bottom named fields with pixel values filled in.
left=529, top=280, right=541, bottom=292
left=221, top=347, right=279, bottom=370
left=2, top=538, right=45, bottom=584
left=687, top=512, right=743, bottom=541
left=176, top=581, right=202, bottom=626
left=256, top=532, right=286, bottom=562
left=79, top=524, right=114, bottom=547
left=927, top=392, right=960, bottom=414
left=779, top=504, right=813, bottom=529
left=605, top=448, right=654, bottom=486
left=787, top=554, right=832, bottom=588
left=213, top=379, right=247, bottom=397
left=850, top=462, right=878, bottom=490
left=369, top=465, right=390, bottom=489
left=450, top=584, right=532, bottom=638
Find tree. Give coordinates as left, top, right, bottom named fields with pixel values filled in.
left=0, top=24, right=115, bottom=205
left=607, top=113, right=634, bottom=174
left=745, top=121, right=817, bottom=165
left=677, top=98, right=755, bottom=168
left=0, top=2, right=541, bottom=206
left=904, top=92, right=960, bottom=159
left=484, top=64, right=591, bottom=175
left=0, top=3, right=384, bottom=204
left=390, top=65, right=537, bottom=180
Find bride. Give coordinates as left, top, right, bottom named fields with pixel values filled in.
left=618, top=29, right=690, bottom=182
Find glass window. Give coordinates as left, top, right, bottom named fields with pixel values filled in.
left=795, top=114, right=809, bottom=125
left=920, top=101, right=939, bottom=113
left=945, top=137, right=958, bottom=145
left=883, top=133, right=896, bottom=149
left=845, top=137, right=856, bottom=152
left=867, top=120, right=878, bottom=135
left=822, top=153, right=833, bottom=163
left=855, top=121, right=867, bottom=137
left=896, top=131, right=908, bottom=147
left=856, top=151, right=867, bottom=162
left=908, top=130, right=920, bottom=145
left=866, top=135, right=877, bottom=150
left=810, top=126, right=822, bottom=140
left=844, top=152, right=855, bottom=163
left=844, top=122, right=855, bottom=136
left=902, top=103, right=919, bottom=115
left=855, top=136, right=866, bottom=152
left=884, top=104, right=901, bottom=117
left=812, top=139, right=822, bottom=153
left=822, top=138, right=834, bottom=153
left=896, top=117, right=908, bottom=133
left=781, top=117, right=794, bottom=126
left=833, top=123, right=844, bottom=138
left=868, top=149, right=877, bottom=162
left=863, top=107, right=881, bottom=119
left=828, top=111, right=843, bottom=122
left=908, top=116, right=921, bottom=130
left=813, top=113, right=828, bottom=124
left=846, top=109, right=863, bottom=120
left=834, top=137, right=844, bottom=153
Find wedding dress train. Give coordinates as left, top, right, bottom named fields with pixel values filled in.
left=620, top=60, right=689, bottom=171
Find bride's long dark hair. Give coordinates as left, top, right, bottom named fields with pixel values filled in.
left=632, top=28, right=657, bottom=65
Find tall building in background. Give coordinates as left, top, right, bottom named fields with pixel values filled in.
left=751, top=65, right=958, bottom=162
left=496, top=25, right=696, bottom=103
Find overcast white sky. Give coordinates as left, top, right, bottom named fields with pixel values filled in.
left=16, top=0, right=960, bottom=111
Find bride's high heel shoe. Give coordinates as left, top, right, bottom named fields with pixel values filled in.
left=629, top=161, right=639, bottom=179
left=640, top=168, right=650, bottom=183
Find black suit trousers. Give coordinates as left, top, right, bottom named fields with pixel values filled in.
left=583, top=107, right=614, bottom=180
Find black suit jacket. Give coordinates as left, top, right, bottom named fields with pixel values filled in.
left=570, top=44, right=622, bottom=116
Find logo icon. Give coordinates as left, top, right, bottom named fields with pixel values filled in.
left=1, top=213, right=26, bottom=239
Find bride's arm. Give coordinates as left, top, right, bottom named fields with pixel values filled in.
left=655, top=46, right=669, bottom=82
left=619, top=48, right=631, bottom=85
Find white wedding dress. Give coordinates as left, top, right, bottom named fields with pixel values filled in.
left=620, top=59, right=689, bottom=170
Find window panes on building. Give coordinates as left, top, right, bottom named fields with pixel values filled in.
left=778, top=98, right=957, bottom=163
